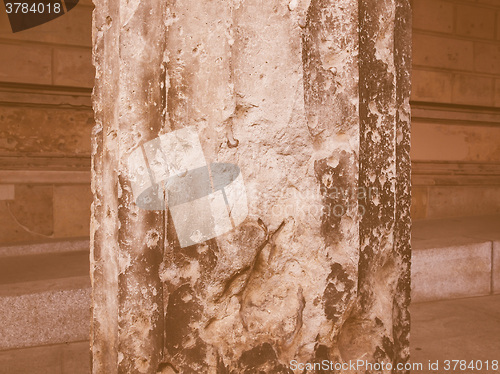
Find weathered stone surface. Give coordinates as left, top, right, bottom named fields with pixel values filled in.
left=411, top=69, right=452, bottom=103
left=91, top=0, right=412, bottom=373
left=452, top=74, right=495, bottom=107
left=349, top=0, right=412, bottom=371
left=91, top=0, right=166, bottom=373
left=473, top=42, right=500, bottom=75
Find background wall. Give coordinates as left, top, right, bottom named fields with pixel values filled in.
left=0, top=0, right=499, bottom=244
left=0, top=0, right=93, bottom=243
left=411, top=0, right=500, bottom=219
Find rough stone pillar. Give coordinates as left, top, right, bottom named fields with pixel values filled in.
left=350, top=0, right=412, bottom=371
left=90, top=0, right=411, bottom=373
left=91, top=1, right=167, bottom=373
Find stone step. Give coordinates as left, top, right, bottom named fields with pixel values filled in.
left=0, top=240, right=91, bottom=351
left=0, top=216, right=498, bottom=356
left=411, top=215, right=500, bottom=302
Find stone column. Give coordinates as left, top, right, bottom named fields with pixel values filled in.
left=90, top=0, right=411, bottom=373
left=91, top=1, right=167, bottom=373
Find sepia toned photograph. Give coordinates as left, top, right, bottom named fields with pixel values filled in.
left=0, top=0, right=498, bottom=373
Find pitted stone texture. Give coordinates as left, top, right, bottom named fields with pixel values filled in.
left=91, top=0, right=412, bottom=372
left=159, top=0, right=364, bottom=372
left=91, top=1, right=167, bottom=373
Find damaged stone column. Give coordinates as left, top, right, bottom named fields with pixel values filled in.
left=337, top=0, right=412, bottom=371
left=90, top=0, right=411, bottom=373
left=91, top=0, right=167, bottom=373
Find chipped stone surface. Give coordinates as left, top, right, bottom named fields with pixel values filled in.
left=91, top=0, right=166, bottom=373
left=91, top=0, right=412, bottom=373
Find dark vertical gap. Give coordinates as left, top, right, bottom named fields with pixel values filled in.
left=393, top=0, right=412, bottom=372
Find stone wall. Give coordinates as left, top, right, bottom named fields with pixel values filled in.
left=0, top=0, right=498, bottom=245
left=410, top=0, right=500, bottom=219
left=0, top=0, right=94, bottom=243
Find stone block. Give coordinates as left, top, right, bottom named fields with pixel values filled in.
left=411, top=69, right=452, bottom=103
left=412, top=0, right=453, bottom=34
left=411, top=122, right=500, bottom=162
left=412, top=215, right=500, bottom=246
left=0, top=105, right=93, bottom=157
left=452, top=73, right=494, bottom=107
left=53, top=185, right=92, bottom=238
left=494, top=241, right=500, bottom=294
left=456, top=4, right=496, bottom=39
left=0, top=185, right=53, bottom=244
left=53, top=47, right=94, bottom=88
left=0, top=251, right=89, bottom=286
left=0, top=4, right=92, bottom=47
left=412, top=242, right=492, bottom=302
left=474, top=42, right=500, bottom=74
left=477, top=0, right=500, bottom=6
left=0, top=341, right=90, bottom=374
left=413, top=34, right=474, bottom=71
left=0, top=283, right=90, bottom=349
left=426, top=186, right=500, bottom=219
left=0, top=43, right=51, bottom=85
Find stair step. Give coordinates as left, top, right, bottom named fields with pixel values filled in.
left=412, top=215, right=500, bottom=302
left=0, top=240, right=90, bottom=351
left=0, top=216, right=498, bottom=355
